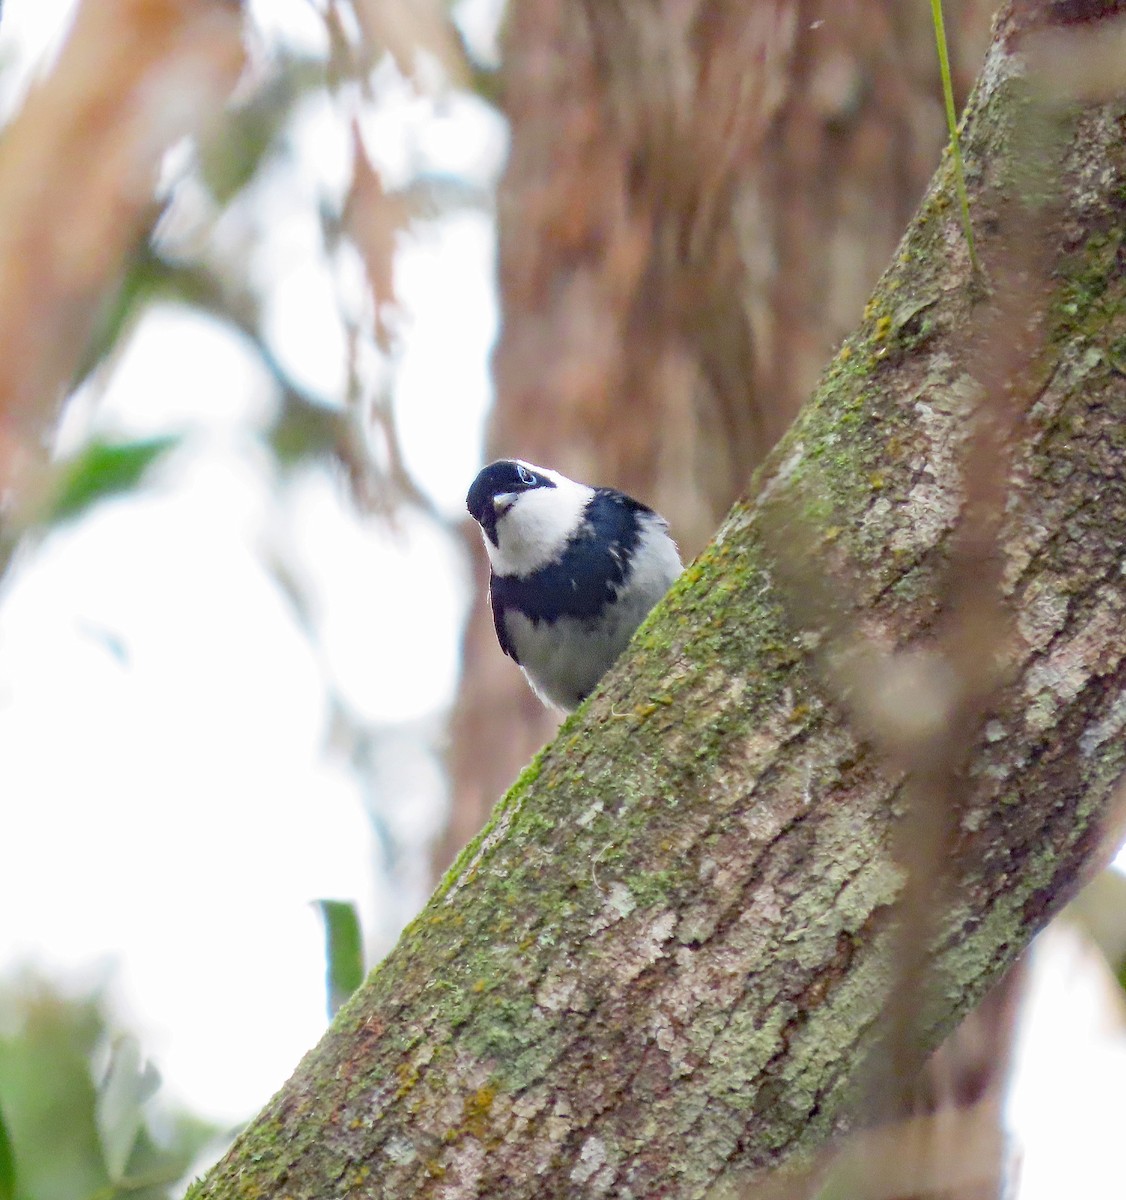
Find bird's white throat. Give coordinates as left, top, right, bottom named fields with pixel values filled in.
left=486, top=470, right=594, bottom=577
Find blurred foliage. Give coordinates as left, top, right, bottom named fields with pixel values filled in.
left=313, top=900, right=366, bottom=1017
left=0, top=1105, right=14, bottom=1200
left=0, top=979, right=223, bottom=1200
left=194, top=60, right=326, bottom=206
left=41, top=437, right=180, bottom=529
left=10, top=0, right=505, bottom=560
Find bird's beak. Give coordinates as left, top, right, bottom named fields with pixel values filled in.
left=493, top=492, right=517, bottom=517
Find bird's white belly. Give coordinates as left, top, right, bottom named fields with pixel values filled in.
left=506, top=596, right=651, bottom=711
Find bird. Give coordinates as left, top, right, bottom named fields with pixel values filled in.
left=465, top=459, right=682, bottom=711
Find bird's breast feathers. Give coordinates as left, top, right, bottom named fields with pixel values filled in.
left=492, top=513, right=681, bottom=709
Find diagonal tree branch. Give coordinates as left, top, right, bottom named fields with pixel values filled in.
left=191, top=3, right=1126, bottom=1197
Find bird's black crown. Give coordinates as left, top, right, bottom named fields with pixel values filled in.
left=466, top=460, right=555, bottom=544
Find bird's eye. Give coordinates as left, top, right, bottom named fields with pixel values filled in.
left=516, top=465, right=536, bottom=486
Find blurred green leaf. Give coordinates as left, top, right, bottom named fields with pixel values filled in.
left=75, top=247, right=171, bottom=385
left=196, top=66, right=314, bottom=205
left=198, top=53, right=333, bottom=208
left=314, top=900, right=365, bottom=1017
left=0, top=1104, right=15, bottom=1200
left=44, top=436, right=179, bottom=527
left=0, top=977, right=226, bottom=1200
left=0, top=985, right=116, bottom=1199
left=96, top=1037, right=160, bottom=1184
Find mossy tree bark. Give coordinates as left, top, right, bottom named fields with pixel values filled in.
left=192, top=4, right=1126, bottom=1198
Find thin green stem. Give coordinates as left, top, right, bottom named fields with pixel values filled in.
left=931, top=0, right=981, bottom=276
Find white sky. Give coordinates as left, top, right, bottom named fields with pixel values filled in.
left=0, top=1, right=1123, bottom=1192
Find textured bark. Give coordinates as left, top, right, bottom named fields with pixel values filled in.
left=745, top=0, right=997, bottom=435
left=440, top=0, right=995, bottom=874
left=192, top=6, right=1126, bottom=1197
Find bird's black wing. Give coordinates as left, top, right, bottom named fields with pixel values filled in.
left=599, top=487, right=652, bottom=513
left=599, top=487, right=666, bottom=528
left=489, top=578, right=520, bottom=663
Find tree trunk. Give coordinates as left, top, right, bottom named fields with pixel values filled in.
left=192, top=4, right=1126, bottom=1198
left=439, top=0, right=995, bottom=874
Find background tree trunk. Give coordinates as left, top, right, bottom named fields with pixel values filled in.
left=191, top=6, right=1126, bottom=1197
left=440, top=0, right=996, bottom=874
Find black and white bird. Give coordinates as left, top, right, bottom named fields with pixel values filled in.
left=465, top=459, right=682, bottom=711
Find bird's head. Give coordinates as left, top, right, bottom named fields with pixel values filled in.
left=466, top=459, right=594, bottom=577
